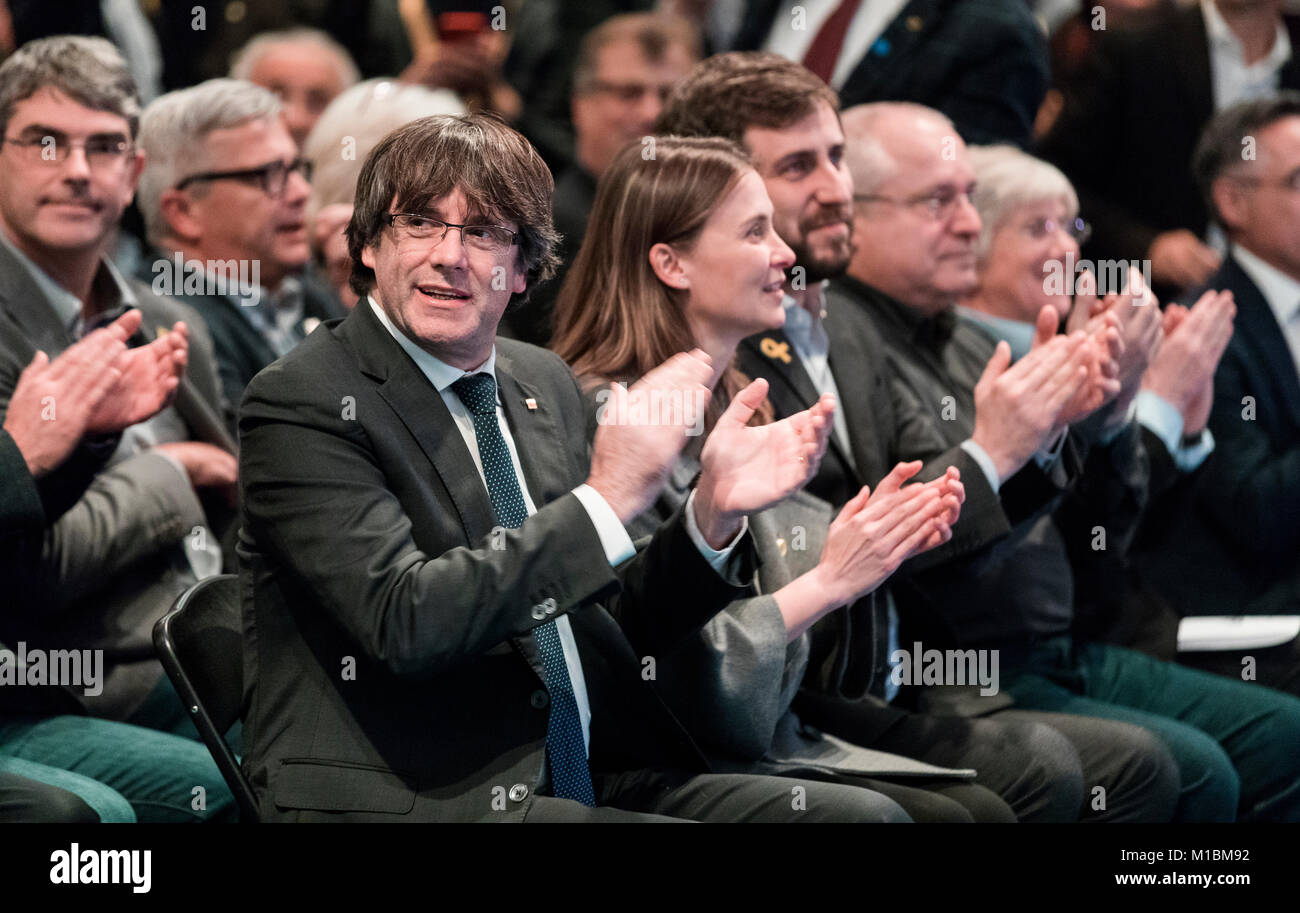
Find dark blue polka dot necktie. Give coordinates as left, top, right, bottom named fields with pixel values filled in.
left=450, top=372, right=596, bottom=807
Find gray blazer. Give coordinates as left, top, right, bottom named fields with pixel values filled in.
left=631, top=458, right=972, bottom=780
left=0, top=240, right=232, bottom=720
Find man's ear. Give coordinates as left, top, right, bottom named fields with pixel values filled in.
left=361, top=244, right=377, bottom=271
left=649, top=241, right=690, bottom=291
left=121, top=148, right=146, bottom=207
left=1212, top=175, right=1248, bottom=233
left=158, top=187, right=203, bottom=244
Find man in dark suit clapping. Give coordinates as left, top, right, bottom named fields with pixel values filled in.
left=235, top=112, right=932, bottom=822
left=1139, top=92, right=1300, bottom=696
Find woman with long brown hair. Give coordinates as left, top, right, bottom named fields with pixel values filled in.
left=551, top=137, right=1013, bottom=822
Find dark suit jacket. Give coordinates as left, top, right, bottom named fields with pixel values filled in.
left=0, top=242, right=234, bottom=719
left=732, top=0, right=1049, bottom=148
left=1039, top=4, right=1300, bottom=270
left=1138, top=253, right=1300, bottom=616
left=136, top=252, right=345, bottom=431
left=237, top=300, right=755, bottom=821
left=735, top=280, right=1084, bottom=717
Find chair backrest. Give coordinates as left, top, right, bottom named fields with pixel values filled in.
left=153, top=574, right=259, bottom=822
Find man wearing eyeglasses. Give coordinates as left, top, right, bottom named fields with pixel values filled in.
left=234, top=112, right=911, bottom=822
left=657, top=52, right=1201, bottom=824
left=1135, top=94, right=1300, bottom=691
left=502, top=13, right=699, bottom=347
left=0, top=36, right=237, bottom=821
left=136, top=78, right=345, bottom=423
left=827, top=99, right=1300, bottom=822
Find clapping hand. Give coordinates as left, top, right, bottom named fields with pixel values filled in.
left=1141, top=289, right=1235, bottom=436
left=693, top=381, right=835, bottom=548
left=87, top=319, right=188, bottom=433
left=823, top=461, right=965, bottom=598
left=3, top=309, right=158, bottom=475
left=586, top=349, right=714, bottom=526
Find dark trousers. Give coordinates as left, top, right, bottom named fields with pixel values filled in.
left=774, top=768, right=1016, bottom=823
left=794, top=690, right=1179, bottom=822
left=1179, top=637, right=1300, bottom=699
left=0, top=767, right=105, bottom=823
left=1004, top=637, right=1300, bottom=822
left=521, top=769, right=915, bottom=822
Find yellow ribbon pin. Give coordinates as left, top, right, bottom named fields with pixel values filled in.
left=760, top=337, right=792, bottom=364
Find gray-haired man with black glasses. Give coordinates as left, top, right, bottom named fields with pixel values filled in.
left=136, top=78, right=344, bottom=422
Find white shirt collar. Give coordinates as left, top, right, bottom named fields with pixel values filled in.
left=367, top=295, right=496, bottom=394
left=1232, top=244, right=1300, bottom=326
left=1202, top=0, right=1291, bottom=69
left=782, top=279, right=828, bottom=326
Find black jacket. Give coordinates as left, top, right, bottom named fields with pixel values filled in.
left=1039, top=3, right=1300, bottom=269
left=236, top=300, right=754, bottom=821
left=732, top=0, right=1049, bottom=148
left=1138, top=253, right=1300, bottom=617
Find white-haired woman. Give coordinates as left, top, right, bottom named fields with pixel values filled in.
left=302, top=79, right=464, bottom=307
left=958, top=144, right=1232, bottom=454
left=960, top=144, right=1094, bottom=328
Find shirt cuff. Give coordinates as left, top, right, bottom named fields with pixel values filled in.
left=1097, top=399, right=1139, bottom=446
left=1033, top=427, right=1069, bottom=470
left=960, top=439, right=1001, bottom=493
left=683, top=488, right=749, bottom=584
left=571, top=484, right=636, bottom=567
left=1135, top=391, right=1215, bottom=472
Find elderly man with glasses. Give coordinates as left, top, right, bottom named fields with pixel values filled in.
left=136, top=78, right=345, bottom=425
left=833, top=101, right=1300, bottom=822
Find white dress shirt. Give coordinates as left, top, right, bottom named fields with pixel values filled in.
left=368, top=297, right=744, bottom=756
left=761, top=0, right=909, bottom=91
left=782, top=285, right=854, bottom=462
left=1202, top=0, right=1292, bottom=112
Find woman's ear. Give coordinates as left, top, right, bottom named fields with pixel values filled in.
left=649, top=241, right=691, bottom=291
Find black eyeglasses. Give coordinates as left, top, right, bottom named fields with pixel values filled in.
left=2, top=131, right=133, bottom=169
left=175, top=157, right=313, bottom=196
left=385, top=212, right=519, bottom=252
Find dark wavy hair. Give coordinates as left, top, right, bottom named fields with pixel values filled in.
left=345, top=113, right=560, bottom=304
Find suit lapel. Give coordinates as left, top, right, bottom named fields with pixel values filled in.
left=347, top=304, right=497, bottom=544
left=824, top=309, right=880, bottom=484
left=1284, top=15, right=1300, bottom=90
left=741, top=328, right=857, bottom=476
left=840, top=0, right=941, bottom=103
left=1226, top=256, right=1300, bottom=429
left=742, top=329, right=820, bottom=408
left=131, top=311, right=238, bottom=454
left=344, top=304, right=551, bottom=683
left=495, top=354, right=568, bottom=506
left=0, top=241, right=75, bottom=356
